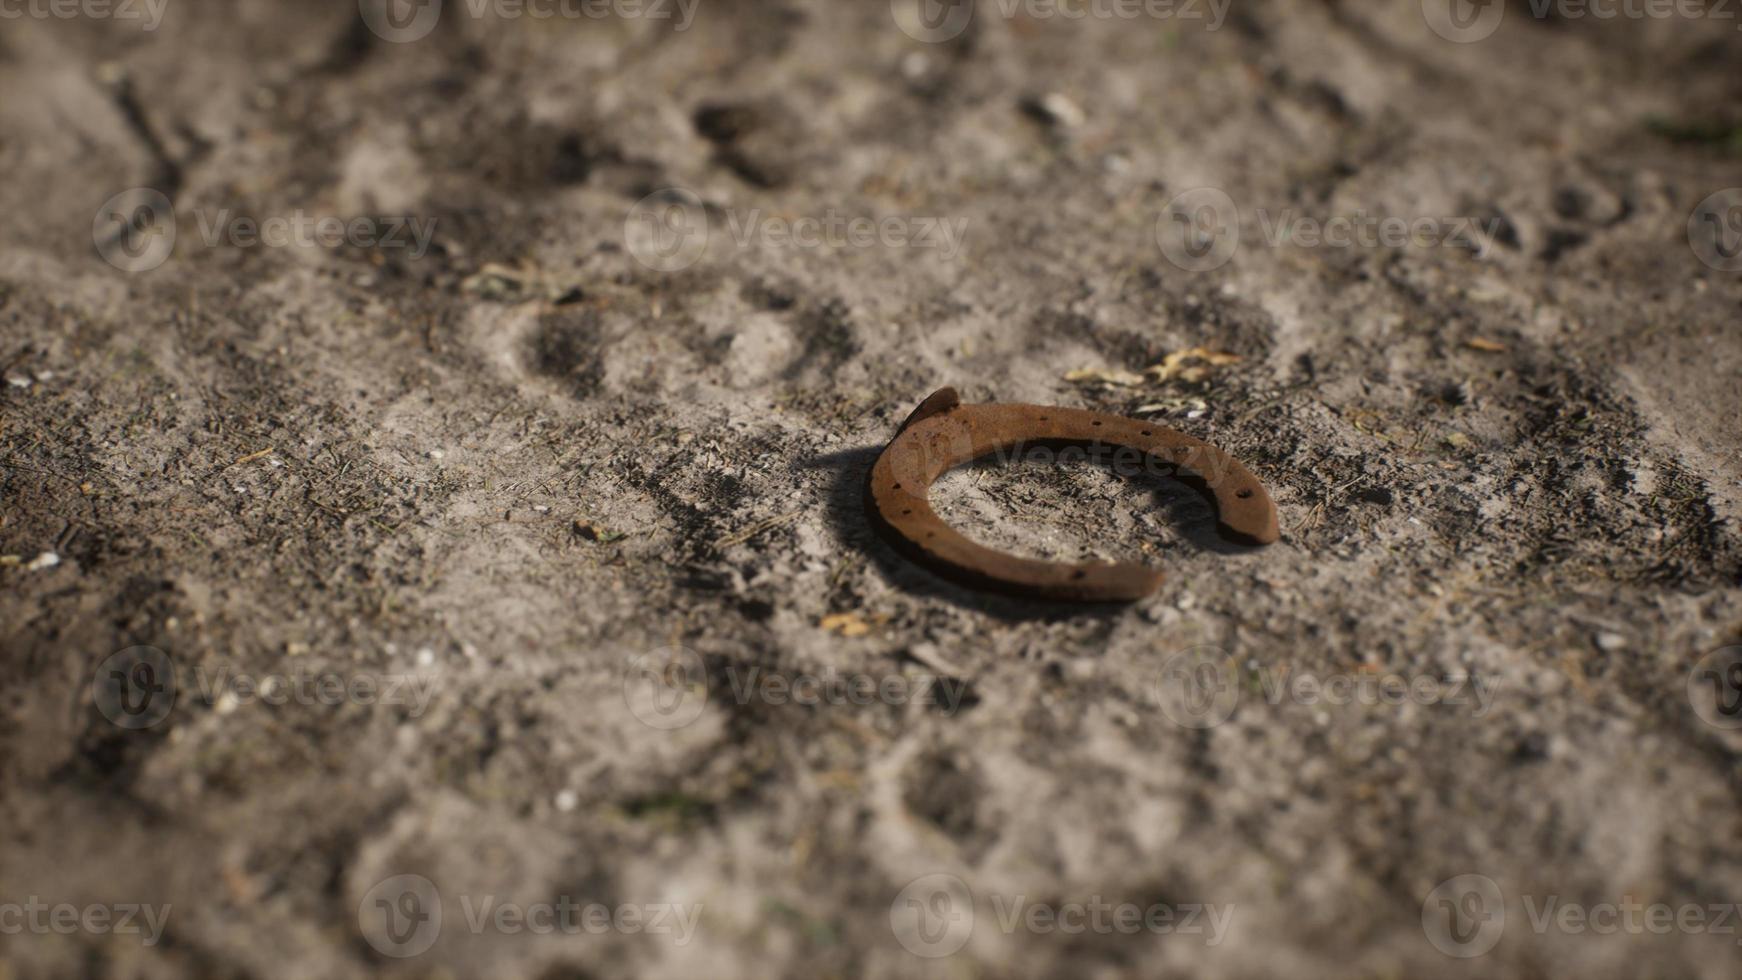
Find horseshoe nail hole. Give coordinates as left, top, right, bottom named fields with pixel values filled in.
left=1071, top=569, right=1086, bottom=580
left=1038, top=415, right=1049, bottom=421
left=1236, top=488, right=1253, bottom=499
left=902, top=509, right=913, bottom=515
left=892, top=483, right=902, bottom=490
left=1141, top=430, right=1153, bottom=436
left=1091, top=420, right=1103, bottom=427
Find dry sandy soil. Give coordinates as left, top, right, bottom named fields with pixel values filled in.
left=3, top=1, right=1742, bottom=977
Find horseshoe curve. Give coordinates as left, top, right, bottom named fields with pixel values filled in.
left=864, top=387, right=1280, bottom=602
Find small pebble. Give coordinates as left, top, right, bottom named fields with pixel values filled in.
left=1513, top=732, right=1550, bottom=761
left=555, top=789, right=579, bottom=812
left=1031, top=92, right=1085, bottom=128
left=1595, top=632, right=1626, bottom=652
left=25, top=552, right=60, bottom=571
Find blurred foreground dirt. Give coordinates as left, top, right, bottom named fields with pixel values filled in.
left=3, top=2, right=1742, bottom=977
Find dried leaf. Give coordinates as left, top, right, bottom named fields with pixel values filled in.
left=1064, top=367, right=1146, bottom=387
left=1134, top=397, right=1208, bottom=417
left=820, top=612, right=871, bottom=637
left=1144, top=347, right=1242, bottom=382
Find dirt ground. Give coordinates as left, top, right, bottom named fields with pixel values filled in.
left=3, top=1, right=1742, bottom=977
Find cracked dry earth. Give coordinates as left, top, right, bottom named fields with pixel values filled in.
left=4, top=1, right=1742, bottom=978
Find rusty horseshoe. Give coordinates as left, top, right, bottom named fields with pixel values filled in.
left=864, top=388, right=1280, bottom=602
